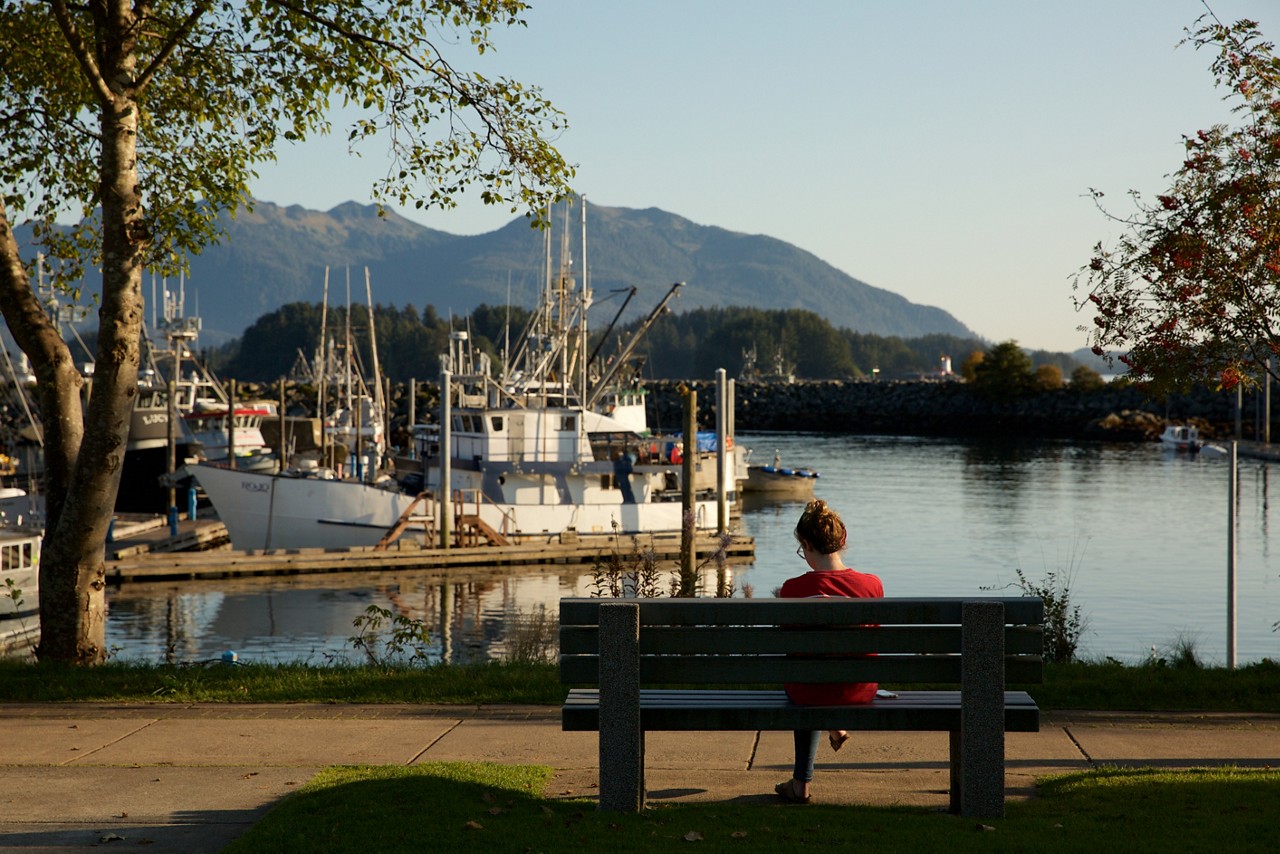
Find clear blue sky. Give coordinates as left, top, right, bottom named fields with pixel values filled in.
left=249, top=0, right=1273, bottom=353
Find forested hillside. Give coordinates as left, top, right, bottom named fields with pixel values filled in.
left=17, top=200, right=977, bottom=345
left=209, top=302, right=1078, bottom=383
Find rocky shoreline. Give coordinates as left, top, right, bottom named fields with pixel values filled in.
left=645, top=379, right=1271, bottom=443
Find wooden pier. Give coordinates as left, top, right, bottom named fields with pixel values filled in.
left=105, top=519, right=755, bottom=584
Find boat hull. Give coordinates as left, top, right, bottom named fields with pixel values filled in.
left=191, top=465, right=420, bottom=551
left=193, top=463, right=723, bottom=551
left=743, top=465, right=818, bottom=498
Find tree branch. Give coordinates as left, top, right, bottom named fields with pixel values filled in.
left=48, top=0, right=112, bottom=105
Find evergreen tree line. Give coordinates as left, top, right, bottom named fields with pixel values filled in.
left=203, top=302, right=1083, bottom=383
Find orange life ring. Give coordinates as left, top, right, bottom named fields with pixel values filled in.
left=669, top=444, right=683, bottom=464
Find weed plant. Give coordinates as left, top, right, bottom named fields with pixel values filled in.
left=588, top=519, right=736, bottom=599
left=1013, top=565, right=1085, bottom=663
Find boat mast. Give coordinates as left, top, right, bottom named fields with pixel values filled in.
left=345, top=267, right=353, bottom=422
left=365, top=266, right=383, bottom=462
left=319, top=267, right=329, bottom=471
left=542, top=202, right=553, bottom=410
left=559, top=202, right=571, bottom=406
left=585, top=281, right=685, bottom=410
left=579, top=197, right=589, bottom=406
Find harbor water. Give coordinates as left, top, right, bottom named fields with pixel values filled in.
left=102, top=432, right=1280, bottom=666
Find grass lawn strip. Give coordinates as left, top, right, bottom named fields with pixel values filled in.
left=222, top=762, right=1280, bottom=854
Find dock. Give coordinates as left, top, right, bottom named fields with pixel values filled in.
left=1238, top=440, right=1280, bottom=462
left=105, top=518, right=755, bottom=584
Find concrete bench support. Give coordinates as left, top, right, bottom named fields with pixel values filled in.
left=959, top=600, right=1005, bottom=818
left=598, top=602, right=643, bottom=812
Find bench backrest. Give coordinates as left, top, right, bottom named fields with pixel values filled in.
left=559, top=597, right=1044, bottom=685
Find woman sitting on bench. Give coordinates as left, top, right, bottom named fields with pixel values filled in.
left=775, top=499, right=884, bottom=804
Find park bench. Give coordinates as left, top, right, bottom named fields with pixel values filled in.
left=559, top=596, right=1044, bottom=818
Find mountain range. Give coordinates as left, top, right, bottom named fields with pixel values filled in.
left=135, top=200, right=976, bottom=346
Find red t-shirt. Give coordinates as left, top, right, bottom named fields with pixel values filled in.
left=779, top=568, right=884, bottom=706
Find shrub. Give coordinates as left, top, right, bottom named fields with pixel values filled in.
left=1014, top=567, right=1085, bottom=664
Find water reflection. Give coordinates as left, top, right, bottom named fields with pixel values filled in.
left=106, top=569, right=595, bottom=665
left=96, top=433, right=1280, bottom=666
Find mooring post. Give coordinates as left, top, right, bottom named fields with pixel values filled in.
left=440, top=368, right=452, bottom=550
left=681, top=387, right=697, bottom=591
left=715, top=368, right=727, bottom=535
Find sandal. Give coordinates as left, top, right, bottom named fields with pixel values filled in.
left=829, top=731, right=849, bottom=753
left=774, top=779, right=812, bottom=804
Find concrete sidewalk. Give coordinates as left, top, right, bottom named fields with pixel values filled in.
left=1, top=703, right=1277, bottom=853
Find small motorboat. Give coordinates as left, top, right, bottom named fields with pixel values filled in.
left=1159, top=424, right=1203, bottom=452
left=743, top=450, right=820, bottom=498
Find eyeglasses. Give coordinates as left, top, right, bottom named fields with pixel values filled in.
left=796, top=544, right=806, bottom=558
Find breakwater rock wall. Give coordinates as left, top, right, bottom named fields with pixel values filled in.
left=645, top=380, right=1271, bottom=442
left=229, top=378, right=1269, bottom=444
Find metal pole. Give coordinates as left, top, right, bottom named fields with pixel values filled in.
left=408, top=378, right=417, bottom=458
left=440, top=369, right=452, bottom=551
left=1235, top=385, right=1243, bottom=440
left=355, top=392, right=364, bottom=482
left=228, top=378, right=237, bottom=470
left=1228, top=440, right=1238, bottom=669
left=1265, top=357, right=1272, bottom=445
left=166, top=379, right=177, bottom=535
left=278, top=378, right=287, bottom=470
left=715, top=368, right=727, bottom=534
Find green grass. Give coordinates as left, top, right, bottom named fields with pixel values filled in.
left=223, top=763, right=1280, bottom=853
left=1028, top=658, right=1280, bottom=712
left=0, top=658, right=1277, bottom=712
left=0, top=660, right=564, bottom=704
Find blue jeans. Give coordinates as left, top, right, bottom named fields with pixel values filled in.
left=792, top=730, right=821, bottom=782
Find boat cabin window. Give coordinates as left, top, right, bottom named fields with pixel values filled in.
left=0, top=540, right=35, bottom=572
left=453, top=415, right=483, bottom=433
left=559, top=415, right=576, bottom=432
left=490, top=416, right=503, bottom=432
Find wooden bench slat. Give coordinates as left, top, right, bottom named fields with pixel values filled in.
left=560, top=597, right=1044, bottom=626
left=560, top=653, right=1043, bottom=685
left=559, top=625, right=1044, bottom=656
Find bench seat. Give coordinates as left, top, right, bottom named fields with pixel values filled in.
left=563, top=688, right=1041, bottom=732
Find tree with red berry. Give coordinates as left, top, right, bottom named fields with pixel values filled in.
left=1074, top=13, right=1280, bottom=395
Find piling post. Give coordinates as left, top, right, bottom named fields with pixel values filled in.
left=716, top=368, right=727, bottom=534
left=440, top=368, right=452, bottom=550
left=166, top=379, right=178, bottom=535
left=680, top=387, right=696, bottom=593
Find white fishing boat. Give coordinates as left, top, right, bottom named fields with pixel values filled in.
left=0, top=530, right=41, bottom=656
left=403, top=200, right=738, bottom=541
left=188, top=464, right=418, bottom=550
left=182, top=397, right=278, bottom=472
left=195, top=199, right=739, bottom=550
